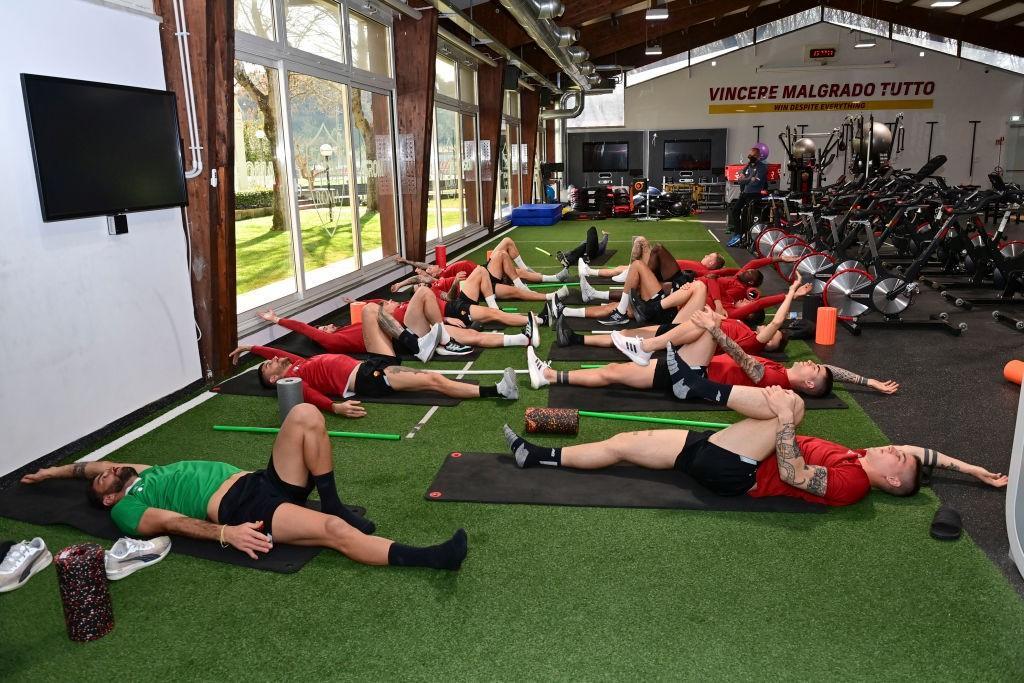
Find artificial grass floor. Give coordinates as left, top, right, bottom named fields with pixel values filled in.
left=3, top=217, right=1024, bottom=679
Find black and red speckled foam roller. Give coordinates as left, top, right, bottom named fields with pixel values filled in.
left=525, top=407, right=580, bottom=435
left=55, top=543, right=114, bottom=642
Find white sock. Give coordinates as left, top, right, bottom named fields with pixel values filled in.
left=485, top=295, right=498, bottom=309
left=513, top=255, right=527, bottom=269
left=579, top=262, right=594, bottom=277
left=616, top=293, right=630, bottom=315
left=503, top=333, right=528, bottom=347
left=545, top=291, right=557, bottom=301
left=513, top=277, right=528, bottom=290
left=439, top=326, right=451, bottom=344
left=563, top=307, right=586, bottom=318
left=593, top=289, right=610, bottom=302
left=542, top=273, right=565, bottom=282
left=612, top=266, right=630, bottom=284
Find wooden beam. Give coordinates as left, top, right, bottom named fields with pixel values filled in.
left=561, top=0, right=646, bottom=28
left=579, top=0, right=755, bottom=59
left=478, top=60, right=505, bottom=230
left=899, top=0, right=918, bottom=6
left=520, top=88, right=539, bottom=203
left=394, top=8, right=439, bottom=263
left=966, top=0, right=1017, bottom=18
left=998, top=9, right=1024, bottom=24
left=153, top=0, right=236, bottom=381
left=823, top=0, right=1024, bottom=57
left=747, top=0, right=767, bottom=15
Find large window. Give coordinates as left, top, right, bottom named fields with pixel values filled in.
left=234, top=0, right=400, bottom=322
left=426, top=46, right=482, bottom=244
left=495, top=91, right=523, bottom=221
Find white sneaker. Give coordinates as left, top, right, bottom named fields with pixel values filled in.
left=105, top=536, right=172, bottom=581
left=612, top=330, right=653, bottom=366
left=525, top=312, right=542, bottom=349
left=496, top=367, right=519, bottom=400
left=0, top=538, right=52, bottom=593
left=611, top=266, right=630, bottom=284
left=579, top=274, right=600, bottom=303
left=555, top=267, right=570, bottom=282
left=526, top=346, right=551, bottom=389
left=577, top=257, right=593, bottom=278
left=415, top=323, right=443, bottom=362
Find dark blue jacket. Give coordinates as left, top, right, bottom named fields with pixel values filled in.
left=739, top=161, right=768, bottom=194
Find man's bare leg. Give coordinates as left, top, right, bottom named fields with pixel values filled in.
left=385, top=365, right=518, bottom=400
left=561, top=429, right=689, bottom=469
left=708, top=395, right=806, bottom=460
left=447, top=326, right=529, bottom=348
left=494, top=282, right=551, bottom=302
left=535, top=359, right=656, bottom=388
left=402, top=287, right=437, bottom=336
left=271, top=404, right=375, bottom=532
left=361, top=303, right=399, bottom=356
left=271, top=503, right=467, bottom=570
left=465, top=304, right=529, bottom=326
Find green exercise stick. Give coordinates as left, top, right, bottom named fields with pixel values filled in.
left=501, top=307, right=519, bottom=312
left=213, top=425, right=401, bottom=440
left=579, top=363, right=607, bottom=369
left=577, top=411, right=730, bottom=430
left=534, top=246, right=552, bottom=256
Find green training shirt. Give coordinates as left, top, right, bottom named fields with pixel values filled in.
left=110, top=461, right=243, bottom=535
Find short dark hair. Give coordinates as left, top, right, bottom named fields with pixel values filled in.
left=739, top=270, right=764, bottom=287
left=85, top=481, right=107, bottom=510
left=895, top=457, right=924, bottom=497
left=816, top=366, right=834, bottom=397
left=709, top=254, right=726, bottom=270
left=257, top=361, right=275, bottom=390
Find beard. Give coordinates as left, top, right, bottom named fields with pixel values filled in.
left=112, top=466, right=139, bottom=490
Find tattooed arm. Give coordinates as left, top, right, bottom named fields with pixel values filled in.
left=707, top=325, right=765, bottom=384
left=376, top=305, right=406, bottom=340
left=896, top=445, right=1008, bottom=488
left=20, top=460, right=151, bottom=484
left=398, top=256, right=432, bottom=270
left=390, top=274, right=431, bottom=292
left=823, top=364, right=900, bottom=395
left=765, top=387, right=828, bottom=496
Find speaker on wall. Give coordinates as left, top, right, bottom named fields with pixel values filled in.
left=502, top=64, right=521, bottom=91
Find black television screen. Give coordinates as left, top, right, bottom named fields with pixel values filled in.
left=664, top=139, right=712, bottom=171
left=582, top=142, right=629, bottom=172
left=22, top=74, right=188, bottom=221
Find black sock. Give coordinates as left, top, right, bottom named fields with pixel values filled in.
left=479, top=384, right=499, bottom=398
left=312, top=472, right=376, bottom=534
left=664, top=344, right=732, bottom=405
left=597, top=231, right=609, bottom=255
left=568, top=330, right=584, bottom=345
left=398, top=329, right=420, bottom=355
left=388, top=529, right=467, bottom=570
left=503, top=425, right=562, bottom=467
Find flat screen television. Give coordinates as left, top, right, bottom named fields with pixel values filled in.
left=582, top=141, right=629, bottom=172
left=663, top=139, right=712, bottom=171
left=21, top=74, right=188, bottom=222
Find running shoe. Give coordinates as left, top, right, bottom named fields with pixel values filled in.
left=726, top=234, right=743, bottom=247
left=522, top=312, right=542, bottom=349
left=555, top=250, right=571, bottom=268
left=0, top=538, right=52, bottom=593
left=415, top=323, right=443, bottom=362
left=496, top=367, right=520, bottom=400
left=555, top=314, right=575, bottom=347
left=597, top=310, right=630, bottom=326
left=612, top=330, right=653, bottom=366
left=551, top=293, right=566, bottom=320
left=526, top=346, right=551, bottom=389
left=554, top=267, right=571, bottom=283
left=105, top=536, right=172, bottom=581
left=577, top=257, right=593, bottom=278
left=436, top=340, right=474, bottom=356
left=579, top=275, right=602, bottom=303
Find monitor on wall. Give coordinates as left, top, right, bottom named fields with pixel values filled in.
left=663, top=139, right=712, bottom=171
left=582, top=141, right=629, bottom=172
left=21, top=74, right=188, bottom=222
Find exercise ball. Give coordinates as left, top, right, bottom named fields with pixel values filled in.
left=852, top=121, right=893, bottom=158
left=793, top=137, right=816, bottom=162
left=755, top=142, right=770, bottom=161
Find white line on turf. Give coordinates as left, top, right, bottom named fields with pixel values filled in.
left=76, top=391, right=219, bottom=463
left=404, top=360, right=475, bottom=439
left=706, top=228, right=720, bottom=243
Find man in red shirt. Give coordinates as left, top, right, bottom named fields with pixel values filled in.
left=527, top=306, right=899, bottom=399
left=503, top=385, right=1007, bottom=505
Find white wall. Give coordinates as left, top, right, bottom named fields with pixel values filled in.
left=0, top=0, right=202, bottom=476
left=619, top=23, right=1024, bottom=186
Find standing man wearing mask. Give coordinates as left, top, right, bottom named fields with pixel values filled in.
left=727, top=147, right=768, bottom=247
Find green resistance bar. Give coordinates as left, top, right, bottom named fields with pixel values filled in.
left=578, top=411, right=730, bottom=430
left=580, top=363, right=606, bottom=369
left=528, top=282, right=581, bottom=289
left=501, top=307, right=519, bottom=312
left=214, top=425, right=401, bottom=441
left=534, top=246, right=552, bottom=256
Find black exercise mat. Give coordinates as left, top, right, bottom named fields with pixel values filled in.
left=563, top=316, right=648, bottom=332
left=587, top=248, right=617, bottom=267
left=547, top=345, right=787, bottom=363
left=425, top=453, right=824, bottom=514
left=546, top=383, right=847, bottom=412
left=212, top=368, right=470, bottom=407
left=269, top=331, right=482, bottom=362
left=0, top=479, right=323, bottom=573
left=471, top=320, right=512, bottom=331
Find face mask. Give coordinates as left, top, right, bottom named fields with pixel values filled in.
left=748, top=155, right=758, bottom=162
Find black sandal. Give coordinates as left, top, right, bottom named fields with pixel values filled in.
left=930, top=506, right=962, bottom=541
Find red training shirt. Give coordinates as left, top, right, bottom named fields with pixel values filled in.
left=440, top=260, right=477, bottom=279
left=707, top=353, right=790, bottom=389
left=720, top=318, right=765, bottom=353
left=250, top=347, right=360, bottom=411
left=749, top=436, right=870, bottom=506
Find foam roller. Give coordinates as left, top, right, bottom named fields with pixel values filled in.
left=277, top=376, right=304, bottom=423
left=55, top=543, right=114, bottom=642
left=815, top=306, right=837, bottom=345
left=1005, top=360, right=1024, bottom=385
left=525, top=407, right=580, bottom=435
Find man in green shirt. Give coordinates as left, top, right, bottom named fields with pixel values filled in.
left=21, top=404, right=467, bottom=571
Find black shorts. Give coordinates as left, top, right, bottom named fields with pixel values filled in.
left=353, top=355, right=400, bottom=396
left=655, top=323, right=678, bottom=336
left=674, top=430, right=758, bottom=496
left=651, top=359, right=707, bottom=395
left=218, top=455, right=314, bottom=534
left=671, top=270, right=696, bottom=290
left=449, top=292, right=476, bottom=325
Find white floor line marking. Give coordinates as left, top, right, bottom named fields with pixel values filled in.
left=707, top=228, right=721, bottom=243
left=701, top=219, right=728, bottom=224
left=76, top=391, right=219, bottom=463
left=405, top=360, right=475, bottom=439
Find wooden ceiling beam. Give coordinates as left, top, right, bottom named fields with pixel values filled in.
left=966, top=0, right=1019, bottom=18
left=560, top=0, right=646, bottom=28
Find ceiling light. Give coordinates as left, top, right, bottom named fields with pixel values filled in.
left=930, top=1, right=961, bottom=7
left=646, top=8, right=669, bottom=20
left=711, top=60, right=717, bottom=66
left=1012, top=115, right=1022, bottom=122
left=645, top=43, right=663, bottom=56
left=919, top=51, right=925, bottom=57
left=854, top=34, right=876, bottom=49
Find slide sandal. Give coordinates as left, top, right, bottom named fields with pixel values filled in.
left=930, top=506, right=962, bottom=541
